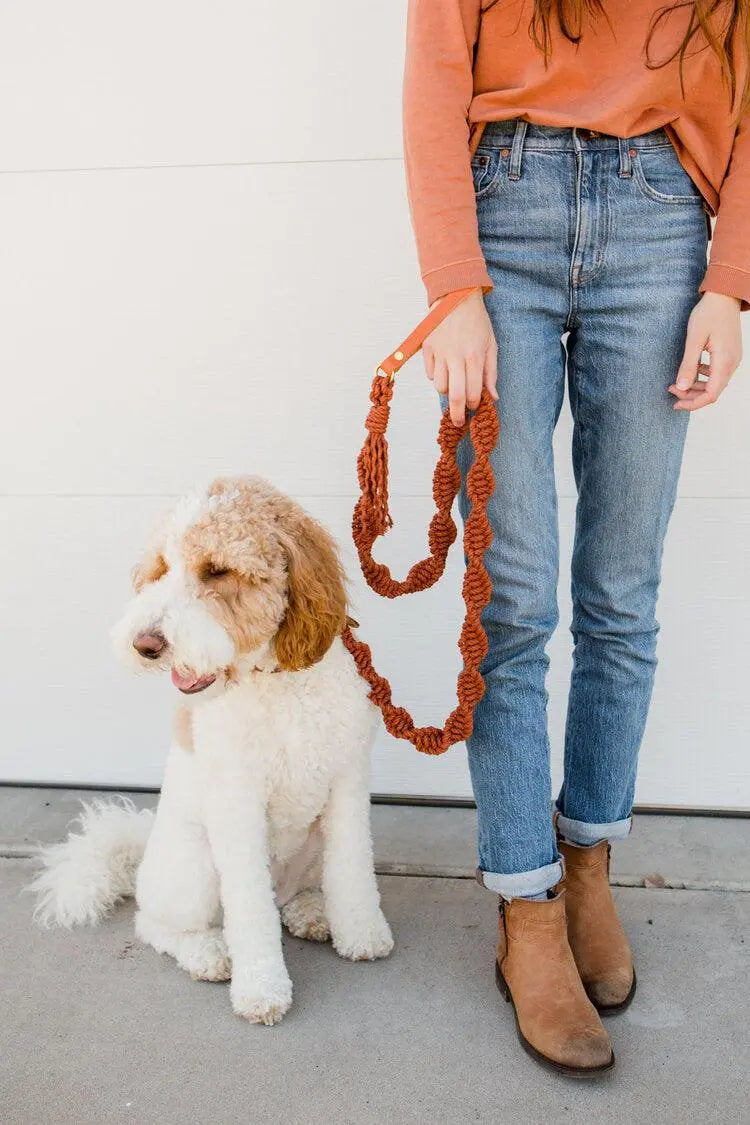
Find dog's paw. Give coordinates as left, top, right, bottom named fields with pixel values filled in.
left=332, top=909, right=394, bottom=962
left=135, top=914, right=232, bottom=982
left=230, top=964, right=293, bottom=1026
left=179, top=930, right=232, bottom=982
left=281, top=889, right=330, bottom=942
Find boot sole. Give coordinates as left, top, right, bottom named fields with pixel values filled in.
left=495, top=962, right=615, bottom=1079
left=592, top=969, right=637, bottom=1016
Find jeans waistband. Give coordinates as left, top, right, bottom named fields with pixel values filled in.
left=479, top=119, right=672, bottom=152
left=477, top=119, right=672, bottom=181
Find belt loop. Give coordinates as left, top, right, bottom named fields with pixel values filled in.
left=508, top=119, right=527, bottom=181
left=618, top=137, right=632, bottom=178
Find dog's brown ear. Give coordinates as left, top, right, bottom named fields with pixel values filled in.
left=275, top=513, right=347, bottom=672
left=131, top=550, right=167, bottom=593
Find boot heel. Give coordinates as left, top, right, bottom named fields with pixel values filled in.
left=495, top=960, right=511, bottom=1002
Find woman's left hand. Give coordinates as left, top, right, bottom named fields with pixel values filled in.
left=669, top=292, right=743, bottom=411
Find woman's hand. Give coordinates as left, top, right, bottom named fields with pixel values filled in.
left=423, top=288, right=498, bottom=426
left=669, top=292, right=743, bottom=411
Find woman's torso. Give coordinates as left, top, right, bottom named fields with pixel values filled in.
left=470, top=0, right=747, bottom=208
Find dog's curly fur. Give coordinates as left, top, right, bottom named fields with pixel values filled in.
left=32, top=477, right=392, bottom=1025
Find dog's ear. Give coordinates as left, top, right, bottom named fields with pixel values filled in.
left=275, top=513, right=348, bottom=672
left=131, top=549, right=167, bottom=593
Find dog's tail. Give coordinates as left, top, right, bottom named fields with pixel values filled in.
left=30, top=797, right=155, bottom=927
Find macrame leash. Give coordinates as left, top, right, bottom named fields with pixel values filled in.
left=341, top=288, right=500, bottom=755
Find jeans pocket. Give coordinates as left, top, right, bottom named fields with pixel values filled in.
left=631, top=145, right=703, bottom=205
left=471, top=147, right=504, bottom=200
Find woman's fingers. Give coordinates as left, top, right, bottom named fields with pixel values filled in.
left=672, top=325, right=707, bottom=394
left=673, top=386, right=717, bottom=411
left=448, top=358, right=467, bottom=426
left=423, top=343, right=435, bottom=382
left=669, top=292, right=742, bottom=412
left=669, top=354, right=710, bottom=402
left=465, top=351, right=484, bottom=411
left=442, top=341, right=498, bottom=427
left=484, top=336, right=499, bottom=401
left=421, top=288, right=500, bottom=425
left=433, top=357, right=449, bottom=396
left=671, top=351, right=734, bottom=412
left=436, top=348, right=497, bottom=427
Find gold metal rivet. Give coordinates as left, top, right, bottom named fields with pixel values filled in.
left=394, top=350, right=404, bottom=361
left=628, top=148, right=637, bottom=158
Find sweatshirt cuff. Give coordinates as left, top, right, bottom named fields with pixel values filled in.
left=423, top=258, right=493, bottom=305
left=699, top=263, right=750, bottom=312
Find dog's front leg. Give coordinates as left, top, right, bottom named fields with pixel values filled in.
left=202, top=763, right=291, bottom=1026
left=321, top=756, right=394, bottom=962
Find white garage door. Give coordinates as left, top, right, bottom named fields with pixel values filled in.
left=1, top=3, right=748, bottom=809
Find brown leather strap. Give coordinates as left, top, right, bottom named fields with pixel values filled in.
left=342, top=286, right=499, bottom=754
left=373, top=287, right=480, bottom=379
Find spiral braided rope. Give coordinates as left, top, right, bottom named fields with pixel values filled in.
left=342, top=353, right=499, bottom=755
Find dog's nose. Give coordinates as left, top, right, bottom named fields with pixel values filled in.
left=133, top=631, right=167, bottom=660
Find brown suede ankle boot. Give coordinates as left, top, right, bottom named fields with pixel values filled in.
left=496, top=889, right=614, bottom=1077
left=558, top=839, right=636, bottom=1013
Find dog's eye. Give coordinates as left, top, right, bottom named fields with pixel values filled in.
left=201, top=563, right=231, bottom=581
left=133, top=553, right=168, bottom=592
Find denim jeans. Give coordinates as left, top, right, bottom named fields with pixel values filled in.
left=456, top=120, right=708, bottom=897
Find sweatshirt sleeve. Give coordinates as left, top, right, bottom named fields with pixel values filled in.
left=700, top=106, right=750, bottom=310
left=403, top=0, right=492, bottom=304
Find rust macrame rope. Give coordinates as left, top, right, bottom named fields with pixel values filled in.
left=341, top=287, right=499, bottom=755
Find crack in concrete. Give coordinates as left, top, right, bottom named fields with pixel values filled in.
left=4, top=851, right=748, bottom=892
left=374, top=863, right=750, bottom=893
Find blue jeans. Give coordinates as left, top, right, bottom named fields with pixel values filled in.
left=457, top=121, right=708, bottom=897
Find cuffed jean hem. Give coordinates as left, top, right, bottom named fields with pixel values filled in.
left=554, top=807, right=632, bottom=845
left=476, top=860, right=564, bottom=899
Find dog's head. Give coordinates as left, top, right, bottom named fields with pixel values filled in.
left=111, top=477, right=348, bottom=699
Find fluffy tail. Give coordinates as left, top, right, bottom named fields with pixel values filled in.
left=30, top=797, right=155, bottom=927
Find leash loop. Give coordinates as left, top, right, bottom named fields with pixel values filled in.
left=342, top=288, right=499, bottom=754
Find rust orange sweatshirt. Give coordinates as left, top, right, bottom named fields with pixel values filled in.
left=403, top=0, right=750, bottom=306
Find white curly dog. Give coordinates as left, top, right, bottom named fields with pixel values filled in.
left=32, top=477, right=393, bottom=1025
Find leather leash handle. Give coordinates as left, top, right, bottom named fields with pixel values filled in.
left=342, top=286, right=500, bottom=754
left=375, top=287, right=479, bottom=381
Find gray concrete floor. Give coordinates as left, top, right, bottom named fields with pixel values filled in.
left=1, top=788, right=749, bottom=1124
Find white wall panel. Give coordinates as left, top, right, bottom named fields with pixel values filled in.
left=0, top=2, right=404, bottom=170
left=1, top=493, right=748, bottom=808
left=0, top=0, right=747, bottom=807
left=0, top=161, right=429, bottom=499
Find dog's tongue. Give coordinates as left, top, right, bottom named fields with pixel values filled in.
left=171, top=667, right=216, bottom=693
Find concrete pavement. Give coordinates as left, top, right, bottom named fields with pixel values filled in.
left=1, top=789, right=748, bottom=1123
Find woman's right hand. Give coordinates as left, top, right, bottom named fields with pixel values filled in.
left=422, top=288, right=498, bottom=426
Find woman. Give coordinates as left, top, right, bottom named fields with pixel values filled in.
left=403, top=0, right=745, bottom=1076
